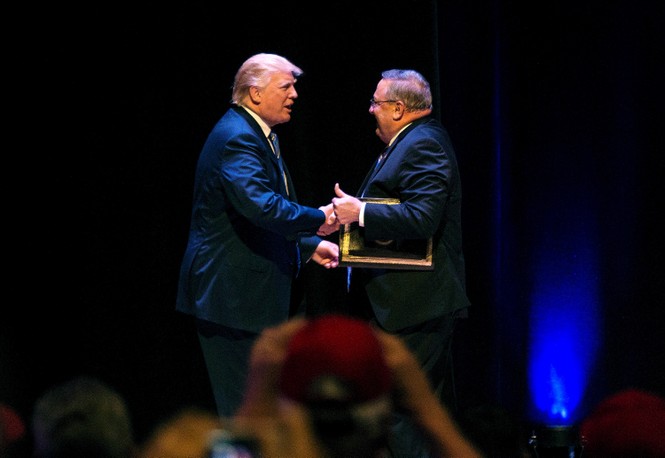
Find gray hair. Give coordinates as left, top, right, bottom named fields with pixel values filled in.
left=32, top=376, right=134, bottom=458
left=231, top=53, right=304, bottom=104
left=380, top=69, right=432, bottom=111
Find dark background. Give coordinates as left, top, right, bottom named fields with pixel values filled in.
left=4, top=0, right=664, bottom=446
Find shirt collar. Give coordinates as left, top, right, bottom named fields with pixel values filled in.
left=388, top=122, right=413, bottom=146
left=240, top=105, right=271, bottom=138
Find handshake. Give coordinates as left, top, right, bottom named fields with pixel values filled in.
left=316, top=183, right=362, bottom=237
left=310, top=183, right=364, bottom=270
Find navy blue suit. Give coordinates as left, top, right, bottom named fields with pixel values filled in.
left=350, top=116, right=470, bottom=457
left=354, top=116, right=470, bottom=330
left=176, top=106, right=325, bottom=415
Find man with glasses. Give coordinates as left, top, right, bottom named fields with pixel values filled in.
left=332, top=69, right=470, bottom=458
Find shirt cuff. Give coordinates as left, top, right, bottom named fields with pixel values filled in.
left=359, top=202, right=367, bottom=227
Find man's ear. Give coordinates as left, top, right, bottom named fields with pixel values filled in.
left=248, top=86, right=261, bottom=104
left=392, top=101, right=405, bottom=120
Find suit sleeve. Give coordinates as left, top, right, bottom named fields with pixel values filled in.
left=220, top=132, right=325, bottom=238
left=363, top=135, right=451, bottom=240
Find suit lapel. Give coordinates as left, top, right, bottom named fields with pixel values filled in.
left=359, top=144, right=394, bottom=197
left=358, top=119, right=429, bottom=196
left=281, top=160, right=297, bottom=201
left=233, top=107, right=293, bottom=199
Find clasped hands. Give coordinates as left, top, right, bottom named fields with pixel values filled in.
left=311, top=183, right=363, bottom=270
left=316, top=183, right=362, bottom=237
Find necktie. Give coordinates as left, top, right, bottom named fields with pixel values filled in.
left=360, top=146, right=389, bottom=198
left=269, top=131, right=281, bottom=158
left=377, top=146, right=389, bottom=165
left=269, top=131, right=289, bottom=196
left=269, top=132, right=300, bottom=277
left=352, top=146, right=390, bottom=289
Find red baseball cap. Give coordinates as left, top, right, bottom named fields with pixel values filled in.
left=279, top=314, right=392, bottom=404
left=580, top=388, right=665, bottom=457
left=1, top=403, right=26, bottom=446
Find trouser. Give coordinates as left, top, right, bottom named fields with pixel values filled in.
left=376, top=313, right=461, bottom=458
left=347, top=280, right=461, bottom=406
left=196, top=319, right=259, bottom=417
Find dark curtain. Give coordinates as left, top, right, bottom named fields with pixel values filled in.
left=4, top=0, right=663, bottom=443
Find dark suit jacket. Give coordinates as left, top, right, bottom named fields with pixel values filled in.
left=355, top=117, right=471, bottom=332
left=176, top=106, right=324, bottom=333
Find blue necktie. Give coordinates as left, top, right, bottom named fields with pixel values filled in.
left=269, top=131, right=300, bottom=276
left=351, top=146, right=390, bottom=290
left=269, top=131, right=281, bottom=158
left=269, top=132, right=289, bottom=196
left=360, top=146, right=389, bottom=198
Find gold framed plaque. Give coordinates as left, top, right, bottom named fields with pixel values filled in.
left=339, top=198, right=433, bottom=270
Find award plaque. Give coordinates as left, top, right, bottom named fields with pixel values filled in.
left=339, top=198, right=433, bottom=270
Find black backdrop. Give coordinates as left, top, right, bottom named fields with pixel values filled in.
left=4, top=0, right=664, bottom=444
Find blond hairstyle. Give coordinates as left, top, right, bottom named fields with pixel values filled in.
left=231, top=53, right=303, bottom=105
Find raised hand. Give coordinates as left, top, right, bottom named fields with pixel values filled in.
left=331, top=183, right=362, bottom=225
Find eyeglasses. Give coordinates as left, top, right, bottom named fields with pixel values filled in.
left=369, top=98, right=398, bottom=107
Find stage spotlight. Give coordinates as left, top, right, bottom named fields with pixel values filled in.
left=528, top=424, right=584, bottom=458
